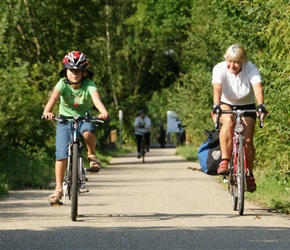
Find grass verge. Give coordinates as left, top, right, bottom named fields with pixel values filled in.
left=92, top=145, right=134, bottom=168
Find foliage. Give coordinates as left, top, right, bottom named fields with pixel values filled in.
left=0, top=59, right=54, bottom=190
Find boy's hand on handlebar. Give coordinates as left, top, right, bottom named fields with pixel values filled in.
left=98, top=112, right=109, bottom=120
left=42, top=112, right=54, bottom=120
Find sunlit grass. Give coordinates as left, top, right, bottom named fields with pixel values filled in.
left=84, top=145, right=134, bottom=168
left=246, top=174, right=290, bottom=214
left=176, top=143, right=199, bottom=162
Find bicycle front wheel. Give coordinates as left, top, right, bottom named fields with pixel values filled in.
left=142, top=148, right=145, bottom=163
left=71, top=143, right=79, bottom=221
left=141, top=141, right=145, bottom=163
left=228, top=156, right=238, bottom=211
left=237, top=135, right=245, bottom=215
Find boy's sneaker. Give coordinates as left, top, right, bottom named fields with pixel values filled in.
left=246, top=174, right=257, bottom=192
left=137, top=153, right=141, bottom=158
left=217, top=160, right=229, bottom=175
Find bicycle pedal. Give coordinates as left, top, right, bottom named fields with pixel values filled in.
left=50, top=201, right=63, bottom=206
left=88, top=171, right=99, bottom=174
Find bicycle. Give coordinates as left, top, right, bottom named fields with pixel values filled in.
left=42, top=113, right=103, bottom=221
left=215, top=108, right=263, bottom=215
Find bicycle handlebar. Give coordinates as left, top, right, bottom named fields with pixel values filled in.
left=215, top=109, right=264, bottom=129
left=135, top=131, right=148, bottom=136
left=41, top=114, right=104, bottom=123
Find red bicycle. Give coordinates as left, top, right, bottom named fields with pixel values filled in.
left=215, top=109, right=263, bottom=215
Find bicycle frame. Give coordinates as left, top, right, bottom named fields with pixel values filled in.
left=231, top=112, right=248, bottom=176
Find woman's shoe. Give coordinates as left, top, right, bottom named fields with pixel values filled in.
left=217, top=160, right=229, bottom=175
left=246, top=175, right=257, bottom=192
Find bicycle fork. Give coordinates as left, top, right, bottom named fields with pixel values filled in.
left=62, top=142, right=88, bottom=204
left=79, top=142, right=89, bottom=193
left=62, top=142, right=73, bottom=204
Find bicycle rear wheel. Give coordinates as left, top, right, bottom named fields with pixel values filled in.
left=71, top=143, right=79, bottom=221
left=237, top=135, right=245, bottom=215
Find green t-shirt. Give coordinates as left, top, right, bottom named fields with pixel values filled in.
left=55, top=78, right=98, bottom=116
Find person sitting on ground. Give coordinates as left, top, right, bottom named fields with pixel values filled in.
left=43, top=51, right=109, bottom=204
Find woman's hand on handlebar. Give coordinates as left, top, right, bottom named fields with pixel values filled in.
left=212, top=104, right=221, bottom=129
left=256, top=104, right=268, bottom=122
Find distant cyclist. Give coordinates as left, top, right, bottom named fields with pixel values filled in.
left=158, top=125, right=166, bottom=148
left=211, top=44, right=268, bottom=192
left=134, top=109, right=151, bottom=158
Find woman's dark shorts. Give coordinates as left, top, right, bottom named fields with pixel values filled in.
left=221, top=102, right=257, bottom=120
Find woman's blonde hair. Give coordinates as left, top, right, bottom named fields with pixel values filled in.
left=224, top=44, right=248, bottom=63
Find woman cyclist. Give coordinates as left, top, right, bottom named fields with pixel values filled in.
left=212, top=44, right=268, bottom=192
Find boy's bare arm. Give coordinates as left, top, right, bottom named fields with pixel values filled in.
left=91, top=90, right=109, bottom=120
left=43, top=89, right=60, bottom=119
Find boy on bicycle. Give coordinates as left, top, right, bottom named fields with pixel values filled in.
left=43, top=51, right=109, bottom=204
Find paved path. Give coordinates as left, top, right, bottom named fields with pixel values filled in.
left=0, top=148, right=290, bottom=250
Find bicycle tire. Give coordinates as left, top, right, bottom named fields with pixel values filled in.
left=237, top=135, right=245, bottom=215
left=229, top=156, right=238, bottom=210
left=142, top=144, right=145, bottom=163
left=71, top=143, right=79, bottom=221
left=141, top=138, right=145, bottom=163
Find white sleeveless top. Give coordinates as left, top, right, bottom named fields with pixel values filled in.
left=212, top=61, right=262, bottom=105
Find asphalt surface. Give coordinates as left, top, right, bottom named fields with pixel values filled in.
left=0, top=148, right=290, bottom=250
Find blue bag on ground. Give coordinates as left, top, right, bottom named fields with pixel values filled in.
left=198, top=129, right=221, bottom=175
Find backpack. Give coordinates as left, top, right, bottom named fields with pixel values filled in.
left=198, top=129, right=221, bottom=175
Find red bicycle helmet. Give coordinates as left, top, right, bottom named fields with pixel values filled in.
left=59, top=51, right=94, bottom=78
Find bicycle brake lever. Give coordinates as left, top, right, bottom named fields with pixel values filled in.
left=257, top=112, right=264, bottom=128
left=214, top=111, right=220, bottom=129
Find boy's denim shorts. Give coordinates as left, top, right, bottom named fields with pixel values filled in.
left=55, top=121, right=96, bottom=160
